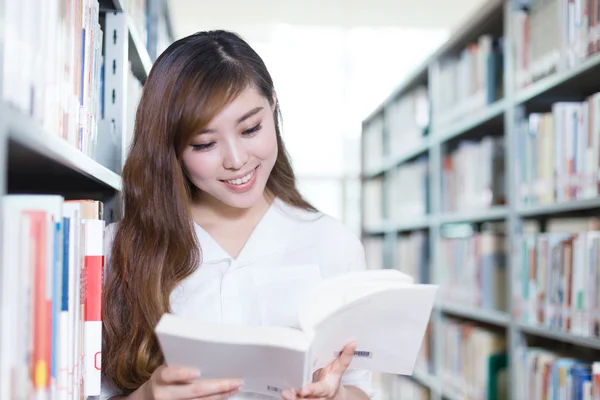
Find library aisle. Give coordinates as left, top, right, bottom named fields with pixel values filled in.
left=362, top=0, right=600, bottom=399
left=3, top=0, right=600, bottom=399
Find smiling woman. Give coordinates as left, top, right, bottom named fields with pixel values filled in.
left=101, top=30, right=374, bottom=400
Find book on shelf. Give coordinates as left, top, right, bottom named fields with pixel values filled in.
left=512, top=0, right=600, bottom=89
left=517, top=93, right=600, bottom=206
left=385, top=85, right=430, bottom=158
left=441, top=136, right=506, bottom=212
left=439, top=223, right=508, bottom=312
left=0, top=195, right=104, bottom=400
left=514, top=216, right=600, bottom=337
left=397, top=230, right=429, bottom=284
left=515, top=343, right=600, bottom=399
left=431, top=33, right=504, bottom=127
left=155, top=269, right=438, bottom=398
left=440, top=318, right=508, bottom=400
left=2, top=0, right=147, bottom=174
left=385, top=156, right=430, bottom=224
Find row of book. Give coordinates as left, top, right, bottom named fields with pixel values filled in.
left=513, top=0, right=600, bottom=89
left=397, top=230, right=429, bottom=284
left=514, top=343, right=600, bottom=399
left=440, top=318, right=508, bottom=400
left=3, top=0, right=104, bottom=159
left=430, top=34, right=504, bottom=128
left=385, top=156, right=430, bottom=224
left=438, top=224, right=508, bottom=312
left=362, top=115, right=384, bottom=174
left=517, top=93, right=600, bottom=206
left=384, top=85, right=430, bottom=159
left=0, top=196, right=105, bottom=400
left=514, top=217, right=600, bottom=337
left=441, top=135, right=506, bottom=212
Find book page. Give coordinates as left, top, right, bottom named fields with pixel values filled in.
left=155, top=314, right=314, bottom=396
left=307, top=285, right=438, bottom=375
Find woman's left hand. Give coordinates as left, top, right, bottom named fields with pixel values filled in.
left=281, top=342, right=356, bottom=400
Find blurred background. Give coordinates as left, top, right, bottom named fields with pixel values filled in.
left=3, top=0, right=600, bottom=399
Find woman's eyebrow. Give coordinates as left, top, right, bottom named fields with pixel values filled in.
left=236, top=106, right=263, bottom=125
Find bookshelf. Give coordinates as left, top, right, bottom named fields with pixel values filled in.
left=0, top=0, right=173, bottom=397
left=361, top=0, right=600, bottom=399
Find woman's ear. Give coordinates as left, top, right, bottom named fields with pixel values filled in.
left=271, top=91, right=278, bottom=110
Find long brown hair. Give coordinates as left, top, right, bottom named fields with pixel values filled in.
left=102, top=30, right=315, bottom=393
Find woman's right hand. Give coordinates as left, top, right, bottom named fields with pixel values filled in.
left=141, top=365, right=244, bottom=400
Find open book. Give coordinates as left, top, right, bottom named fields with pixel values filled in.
left=155, top=269, right=438, bottom=397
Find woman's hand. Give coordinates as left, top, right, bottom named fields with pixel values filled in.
left=142, top=365, right=243, bottom=400
left=281, top=342, right=356, bottom=400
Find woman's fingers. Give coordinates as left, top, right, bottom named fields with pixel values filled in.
left=331, top=342, right=356, bottom=374
left=157, top=365, right=201, bottom=384
left=181, top=379, right=243, bottom=399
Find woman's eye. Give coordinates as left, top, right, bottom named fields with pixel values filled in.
left=242, top=123, right=262, bottom=136
left=190, top=142, right=215, bottom=152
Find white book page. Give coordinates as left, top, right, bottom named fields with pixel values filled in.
left=307, top=285, right=438, bottom=375
left=155, top=315, right=313, bottom=397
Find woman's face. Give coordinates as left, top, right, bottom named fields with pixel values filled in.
left=182, top=87, right=278, bottom=209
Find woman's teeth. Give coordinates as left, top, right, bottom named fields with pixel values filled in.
left=226, top=169, right=254, bottom=185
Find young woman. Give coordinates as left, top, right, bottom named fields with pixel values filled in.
left=101, top=30, right=374, bottom=400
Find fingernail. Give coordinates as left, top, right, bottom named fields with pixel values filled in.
left=188, top=369, right=201, bottom=378
left=234, top=380, right=244, bottom=388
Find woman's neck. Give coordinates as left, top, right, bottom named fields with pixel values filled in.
left=191, top=192, right=273, bottom=227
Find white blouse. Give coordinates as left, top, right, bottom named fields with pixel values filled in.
left=100, top=197, right=375, bottom=399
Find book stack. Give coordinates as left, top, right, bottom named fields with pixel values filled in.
left=0, top=196, right=105, bottom=400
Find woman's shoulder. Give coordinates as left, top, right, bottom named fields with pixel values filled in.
left=275, top=200, right=365, bottom=270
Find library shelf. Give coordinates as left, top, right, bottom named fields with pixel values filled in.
left=438, top=303, right=510, bottom=327
left=363, top=139, right=430, bottom=180
left=363, top=217, right=431, bottom=235
left=433, top=99, right=507, bottom=144
left=514, top=52, right=600, bottom=106
left=517, top=323, right=600, bottom=351
left=516, top=198, right=600, bottom=218
left=411, top=368, right=439, bottom=391
left=438, top=206, right=508, bottom=224
left=2, top=103, right=122, bottom=195
left=128, top=16, right=153, bottom=82
left=99, top=0, right=125, bottom=11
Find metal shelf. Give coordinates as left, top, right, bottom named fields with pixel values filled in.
left=438, top=303, right=510, bottom=326
left=363, top=217, right=431, bottom=235
left=517, top=198, right=600, bottom=217
left=432, top=99, right=507, bottom=144
left=128, top=16, right=152, bottom=82
left=363, top=140, right=430, bottom=179
left=514, top=52, right=600, bottom=105
left=438, top=206, right=508, bottom=224
left=99, top=0, right=125, bottom=11
left=2, top=103, right=122, bottom=195
left=518, top=323, right=600, bottom=350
